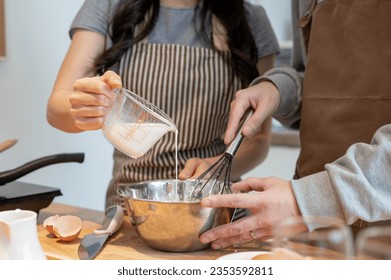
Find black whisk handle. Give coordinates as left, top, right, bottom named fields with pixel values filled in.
left=225, top=110, right=253, bottom=157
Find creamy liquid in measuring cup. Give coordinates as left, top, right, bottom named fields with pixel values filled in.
left=106, top=123, right=176, bottom=159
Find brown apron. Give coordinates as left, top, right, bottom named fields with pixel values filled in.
left=297, top=0, right=391, bottom=178
left=297, top=0, right=391, bottom=232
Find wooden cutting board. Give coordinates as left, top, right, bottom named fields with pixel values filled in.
left=38, top=203, right=258, bottom=260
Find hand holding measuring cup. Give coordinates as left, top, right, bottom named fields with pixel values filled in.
left=70, top=71, right=122, bottom=131
left=102, top=88, right=177, bottom=159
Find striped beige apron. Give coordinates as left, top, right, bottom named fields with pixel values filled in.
left=105, top=43, right=242, bottom=208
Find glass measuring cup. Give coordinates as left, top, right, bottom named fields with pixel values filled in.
left=102, top=88, right=177, bottom=159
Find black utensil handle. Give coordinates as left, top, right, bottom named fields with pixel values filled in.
left=0, top=153, right=85, bottom=186
left=225, top=110, right=253, bottom=157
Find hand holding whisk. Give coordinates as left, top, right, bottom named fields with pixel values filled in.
left=187, top=111, right=253, bottom=202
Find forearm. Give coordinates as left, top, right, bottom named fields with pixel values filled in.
left=291, top=124, right=391, bottom=224
left=245, top=0, right=306, bottom=130
left=47, top=30, right=105, bottom=133
left=225, top=53, right=274, bottom=177
left=253, top=68, right=303, bottom=129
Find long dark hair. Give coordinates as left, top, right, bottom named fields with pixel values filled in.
left=95, top=0, right=259, bottom=86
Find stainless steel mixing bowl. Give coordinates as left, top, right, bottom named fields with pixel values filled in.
left=117, top=179, right=232, bottom=252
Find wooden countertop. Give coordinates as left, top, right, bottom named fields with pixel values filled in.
left=37, top=203, right=267, bottom=260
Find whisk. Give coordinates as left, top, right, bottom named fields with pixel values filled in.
left=188, top=111, right=253, bottom=205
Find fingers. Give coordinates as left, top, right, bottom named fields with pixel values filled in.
left=70, top=102, right=111, bottom=130
left=201, top=177, right=286, bottom=210
left=179, top=157, right=214, bottom=179
left=209, top=228, right=273, bottom=249
left=73, top=77, right=112, bottom=98
left=241, top=105, right=268, bottom=137
left=231, top=177, right=278, bottom=192
left=101, top=70, right=122, bottom=89
left=70, top=105, right=110, bottom=118
left=199, top=176, right=297, bottom=250
left=69, top=86, right=113, bottom=131
left=201, top=192, right=261, bottom=209
left=70, top=71, right=121, bottom=131
left=69, top=89, right=114, bottom=108
left=199, top=216, right=272, bottom=249
left=73, top=70, right=122, bottom=99
left=200, top=217, right=253, bottom=245
left=73, top=116, right=105, bottom=131
left=224, top=81, right=280, bottom=145
left=224, top=86, right=266, bottom=144
left=224, top=91, right=251, bottom=145
left=247, top=228, right=273, bottom=243
left=178, top=158, right=201, bottom=179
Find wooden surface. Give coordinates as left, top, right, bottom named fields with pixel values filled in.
left=37, top=203, right=267, bottom=260
left=0, top=139, right=17, bottom=153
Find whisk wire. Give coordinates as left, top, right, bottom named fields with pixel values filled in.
left=188, top=110, right=253, bottom=204
left=191, top=154, right=226, bottom=187
left=189, top=155, right=231, bottom=200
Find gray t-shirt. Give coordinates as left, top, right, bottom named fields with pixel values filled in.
left=70, top=0, right=280, bottom=58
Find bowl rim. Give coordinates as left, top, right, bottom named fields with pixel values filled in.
left=117, top=179, right=207, bottom=204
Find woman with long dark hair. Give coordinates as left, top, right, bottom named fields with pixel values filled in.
left=47, top=0, right=279, bottom=209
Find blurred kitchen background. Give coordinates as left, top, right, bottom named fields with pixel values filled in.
left=0, top=0, right=299, bottom=211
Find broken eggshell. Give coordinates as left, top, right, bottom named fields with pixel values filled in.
left=43, top=214, right=82, bottom=242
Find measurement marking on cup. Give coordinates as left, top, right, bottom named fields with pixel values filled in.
left=119, top=112, right=148, bottom=142
left=107, top=123, right=174, bottom=158
left=118, top=124, right=139, bottom=142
